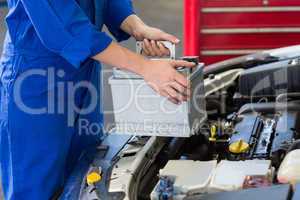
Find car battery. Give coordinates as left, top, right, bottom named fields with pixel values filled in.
left=109, top=42, right=206, bottom=137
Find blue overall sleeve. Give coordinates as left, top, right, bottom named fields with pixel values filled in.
left=21, top=0, right=113, bottom=68
left=104, top=0, right=135, bottom=42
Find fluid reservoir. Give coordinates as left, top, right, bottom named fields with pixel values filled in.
left=277, top=149, right=300, bottom=184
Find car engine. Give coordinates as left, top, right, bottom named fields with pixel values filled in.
left=61, top=47, right=300, bottom=200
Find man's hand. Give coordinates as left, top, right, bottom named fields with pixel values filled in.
left=140, top=28, right=180, bottom=57
left=94, top=41, right=195, bottom=104
left=141, top=59, right=195, bottom=104
left=134, top=25, right=180, bottom=57
left=96, top=14, right=196, bottom=104
left=121, top=15, right=180, bottom=57
left=94, top=42, right=195, bottom=104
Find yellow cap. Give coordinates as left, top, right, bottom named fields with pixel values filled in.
left=229, top=139, right=249, bottom=154
left=209, top=125, right=217, bottom=142
left=87, top=172, right=102, bottom=185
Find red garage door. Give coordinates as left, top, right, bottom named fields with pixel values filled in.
left=184, top=0, right=300, bottom=64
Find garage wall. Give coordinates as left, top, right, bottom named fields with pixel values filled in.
left=0, top=3, right=7, bottom=53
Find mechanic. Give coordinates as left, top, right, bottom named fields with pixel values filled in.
left=0, top=0, right=194, bottom=199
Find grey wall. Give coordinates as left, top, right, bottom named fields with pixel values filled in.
left=0, top=6, right=7, bottom=53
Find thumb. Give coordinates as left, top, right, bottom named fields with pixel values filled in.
left=171, top=60, right=196, bottom=68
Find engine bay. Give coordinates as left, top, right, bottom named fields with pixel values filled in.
left=64, top=48, right=300, bottom=200
left=145, top=102, right=300, bottom=199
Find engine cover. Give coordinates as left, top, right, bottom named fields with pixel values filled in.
left=229, top=102, right=300, bottom=166
left=239, top=59, right=300, bottom=97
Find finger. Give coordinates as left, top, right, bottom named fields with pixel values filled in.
left=161, top=90, right=179, bottom=104
left=144, top=39, right=156, bottom=56
left=144, top=39, right=155, bottom=56
left=142, top=42, right=150, bottom=56
left=151, top=40, right=163, bottom=57
left=175, top=72, right=190, bottom=88
left=160, top=32, right=180, bottom=44
left=157, top=42, right=170, bottom=56
left=170, top=82, right=191, bottom=97
left=165, top=86, right=187, bottom=102
left=171, top=60, right=196, bottom=68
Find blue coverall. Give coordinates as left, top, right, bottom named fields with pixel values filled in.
left=0, top=0, right=134, bottom=199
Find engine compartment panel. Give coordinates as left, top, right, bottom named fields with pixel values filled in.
left=71, top=55, right=300, bottom=200
left=229, top=102, right=300, bottom=167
